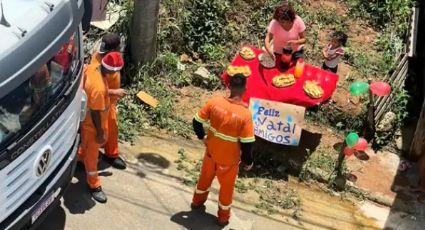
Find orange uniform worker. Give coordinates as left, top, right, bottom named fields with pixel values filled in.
left=191, top=74, right=256, bottom=226
left=79, top=52, right=124, bottom=203
left=90, top=33, right=127, bottom=169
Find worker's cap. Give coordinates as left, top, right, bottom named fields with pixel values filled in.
left=98, top=33, right=121, bottom=54
left=101, top=52, right=124, bottom=72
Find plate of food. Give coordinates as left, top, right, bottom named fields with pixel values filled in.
left=272, top=73, right=295, bottom=88
left=303, top=80, right=324, bottom=99
left=227, top=65, right=252, bottom=77
left=258, top=53, right=275, bottom=68
left=239, top=47, right=256, bottom=60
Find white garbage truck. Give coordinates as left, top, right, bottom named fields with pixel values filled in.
left=0, top=0, right=85, bottom=229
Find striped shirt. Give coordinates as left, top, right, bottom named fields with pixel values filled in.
left=324, top=44, right=344, bottom=68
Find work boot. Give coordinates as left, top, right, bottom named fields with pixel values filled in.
left=217, top=207, right=230, bottom=226
left=90, top=186, right=107, bottom=203
left=217, top=218, right=229, bottom=227
left=103, top=155, right=127, bottom=170
left=190, top=202, right=206, bottom=212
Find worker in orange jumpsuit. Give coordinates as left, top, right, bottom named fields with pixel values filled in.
left=79, top=52, right=124, bottom=203
left=90, top=32, right=127, bottom=169
left=191, top=74, right=256, bottom=226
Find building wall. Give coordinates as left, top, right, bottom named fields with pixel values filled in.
left=409, top=1, right=425, bottom=158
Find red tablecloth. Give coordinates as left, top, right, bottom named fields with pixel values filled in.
left=221, top=47, right=339, bottom=108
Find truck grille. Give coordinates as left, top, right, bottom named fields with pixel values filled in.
left=0, top=95, right=80, bottom=223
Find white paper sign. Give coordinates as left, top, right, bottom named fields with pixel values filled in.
left=249, top=98, right=305, bottom=146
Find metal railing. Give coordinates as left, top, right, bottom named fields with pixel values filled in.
left=373, top=5, right=418, bottom=124
left=373, top=53, right=409, bottom=124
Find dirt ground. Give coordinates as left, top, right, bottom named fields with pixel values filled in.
left=173, top=86, right=226, bottom=122
left=308, top=0, right=348, bottom=16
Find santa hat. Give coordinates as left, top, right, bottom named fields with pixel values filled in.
left=101, top=52, right=124, bottom=71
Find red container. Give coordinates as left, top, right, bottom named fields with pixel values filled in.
left=281, top=53, right=292, bottom=64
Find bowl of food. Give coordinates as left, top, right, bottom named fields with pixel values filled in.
left=258, top=53, right=275, bottom=68
left=303, top=80, right=324, bottom=99
left=227, top=65, right=252, bottom=77
left=272, top=73, right=296, bottom=88
left=239, top=47, right=256, bottom=60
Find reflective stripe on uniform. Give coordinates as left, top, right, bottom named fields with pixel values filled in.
left=240, top=136, right=255, bottom=143
left=218, top=202, right=231, bottom=210
left=217, top=165, right=230, bottom=171
left=87, top=171, right=98, bottom=176
left=194, top=113, right=208, bottom=124
left=209, top=127, right=238, bottom=142
left=195, top=112, right=253, bottom=144
left=195, top=188, right=209, bottom=194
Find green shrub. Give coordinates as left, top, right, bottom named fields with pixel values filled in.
left=183, top=0, right=229, bottom=55
left=346, top=0, right=412, bottom=36
left=345, top=0, right=412, bottom=80
left=249, top=0, right=281, bottom=35
left=394, top=89, right=410, bottom=120
left=201, top=43, right=227, bottom=62
left=374, top=89, right=411, bottom=148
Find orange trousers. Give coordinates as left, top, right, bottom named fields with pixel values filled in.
left=192, top=153, right=239, bottom=221
left=78, top=127, right=107, bottom=189
left=104, top=103, right=119, bottom=158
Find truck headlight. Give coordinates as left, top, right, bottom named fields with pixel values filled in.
left=80, top=90, right=87, bottom=122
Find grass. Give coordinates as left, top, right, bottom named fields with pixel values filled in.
left=117, top=52, right=203, bottom=142
left=253, top=179, right=303, bottom=217
left=345, top=186, right=366, bottom=201
left=175, top=149, right=202, bottom=186
left=299, top=149, right=348, bottom=184
left=235, top=179, right=249, bottom=194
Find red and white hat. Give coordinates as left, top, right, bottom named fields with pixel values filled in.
left=101, top=52, right=124, bottom=71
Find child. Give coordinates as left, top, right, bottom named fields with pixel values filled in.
left=322, top=31, right=347, bottom=73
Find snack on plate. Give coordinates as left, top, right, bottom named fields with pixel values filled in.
left=258, top=53, right=275, bottom=68
left=272, top=73, right=295, bottom=88
left=227, top=65, right=251, bottom=77
left=239, top=47, right=256, bottom=60
left=303, top=80, right=324, bottom=99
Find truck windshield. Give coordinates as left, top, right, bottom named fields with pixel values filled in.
left=0, top=32, right=79, bottom=149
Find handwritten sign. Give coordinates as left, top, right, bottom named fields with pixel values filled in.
left=249, top=98, right=305, bottom=146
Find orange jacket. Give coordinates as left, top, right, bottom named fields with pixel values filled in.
left=81, top=64, right=110, bottom=133
left=194, top=97, right=255, bottom=165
